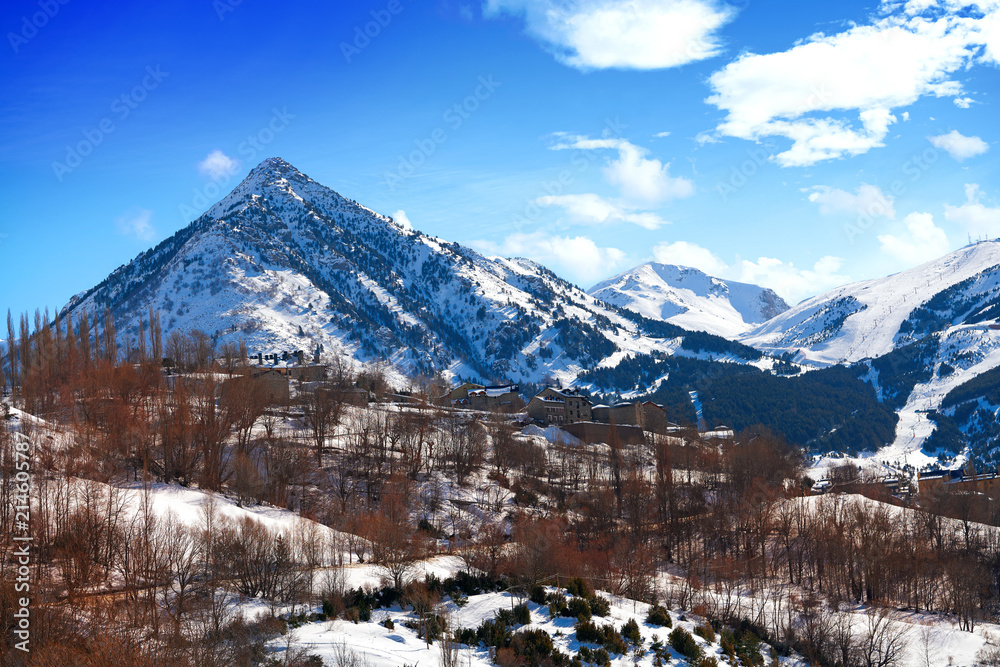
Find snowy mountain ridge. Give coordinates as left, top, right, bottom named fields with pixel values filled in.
left=589, top=262, right=789, bottom=338
left=739, top=241, right=1000, bottom=463
left=61, top=158, right=763, bottom=389
left=740, top=241, right=1000, bottom=366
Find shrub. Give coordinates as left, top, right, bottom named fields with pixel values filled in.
left=594, top=648, right=611, bottom=666
left=476, top=617, right=513, bottom=648
left=720, top=625, right=766, bottom=666
left=423, top=613, right=446, bottom=643
left=529, top=585, right=548, bottom=605
left=495, top=608, right=517, bottom=626
left=566, top=597, right=592, bottom=622
left=576, top=620, right=602, bottom=644
left=513, top=603, right=531, bottom=626
left=382, top=617, right=395, bottom=630
left=321, top=598, right=336, bottom=619
left=454, top=627, right=477, bottom=646
left=589, top=595, right=610, bottom=617
left=646, top=605, right=672, bottom=628
left=511, top=629, right=554, bottom=663
left=549, top=596, right=568, bottom=618
left=566, top=577, right=594, bottom=599
left=669, top=627, right=702, bottom=660
left=621, top=618, right=642, bottom=646
left=694, top=622, right=716, bottom=643
left=574, top=621, right=628, bottom=655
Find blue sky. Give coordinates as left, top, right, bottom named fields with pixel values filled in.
left=1, top=0, right=998, bottom=318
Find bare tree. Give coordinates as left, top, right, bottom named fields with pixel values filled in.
left=368, top=510, right=420, bottom=590
left=303, top=386, right=343, bottom=464
left=220, top=374, right=270, bottom=454
left=858, top=608, right=910, bottom=667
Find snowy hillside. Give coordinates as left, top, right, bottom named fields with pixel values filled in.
left=61, top=158, right=763, bottom=389
left=741, top=241, right=1000, bottom=462
left=589, top=262, right=789, bottom=338
left=741, top=241, right=1000, bottom=366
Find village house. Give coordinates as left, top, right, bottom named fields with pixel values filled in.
left=918, top=467, right=1000, bottom=499
left=561, top=421, right=646, bottom=446
left=527, top=387, right=592, bottom=425
left=441, top=382, right=522, bottom=412
left=440, top=382, right=484, bottom=405
left=313, top=384, right=370, bottom=407
left=642, top=401, right=676, bottom=434
left=590, top=400, right=673, bottom=432
left=284, top=365, right=328, bottom=382
left=219, top=368, right=290, bottom=405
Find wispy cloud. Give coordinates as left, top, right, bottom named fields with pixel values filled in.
left=651, top=238, right=848, bottom=303
left=484, top=0, right=737, bottom=70
left=198, top=150, right=241, bottom=180
left=652, top=240, right=728, bottom=276
left=929, top=130, right=988, bottom=161
left=878, top=212, right=949, bottom=264
left=392, top=209, right=413, bottom=231
left=115, top=208, right=156, bottom=242
left=473, top=231, right=628, bottom=286
left=805, top=184, right=896, bottom=219
left=536, top=194, right=669, bottom=230
left=945, top=184, right=1000, bottom=239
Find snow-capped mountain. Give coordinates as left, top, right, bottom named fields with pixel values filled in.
left=588, top=263, right=789, bottom=338
left=740, top=241, right=1000, bottom=463
left=62, top=158, right=761, bottom=388
left=741, top=241, right=1000, bottom=366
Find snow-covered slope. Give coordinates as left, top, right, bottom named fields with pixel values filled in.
left=741, top=241, right=1000, bottom=366
left=740, top=241, right=1000, bottom=462
left=61, top=158, right=762, bottom=389
left=589, top=263, right=788, bottom=338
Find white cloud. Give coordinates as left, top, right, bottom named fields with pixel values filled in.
left=115, top=208, right=156, bottom=242
left=652, top=240, right=728, bottom=276
left=929, top=129, right=989, bottom=161
left=602, top=141, right=695, bottom=204
left=484, top=0, right=736, bottom=70
left=198, top=150, right=241, bottom=180
left=650, top=238, right=848, bottom=302
left=473, top=231, right=628, bottom=286
left=953, top=96, right=974, bottom=108
left=877, top=211, right=950, bottom=264
left=705, top=6, right=990, bottom=166
left=902, top=0, right=936, bottom=15
left=945, top=184, right=1000, bottom=239
left=392, top=209, right=413, bottom=231
left=654, top=131, right=672, bottom=138
left=735, top=255, right=849, bottom=304
left=536, top=194, right=669, bottom=229
left=551, top=135, right=694, bottom=205
left=805, top=184, right=896, bottom=219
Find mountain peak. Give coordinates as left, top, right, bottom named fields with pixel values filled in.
left=243, top=156, right=309, bottom=187
left=588, top=261, right=789, bottom=337
left=201, top=157, right=323, bottom=220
